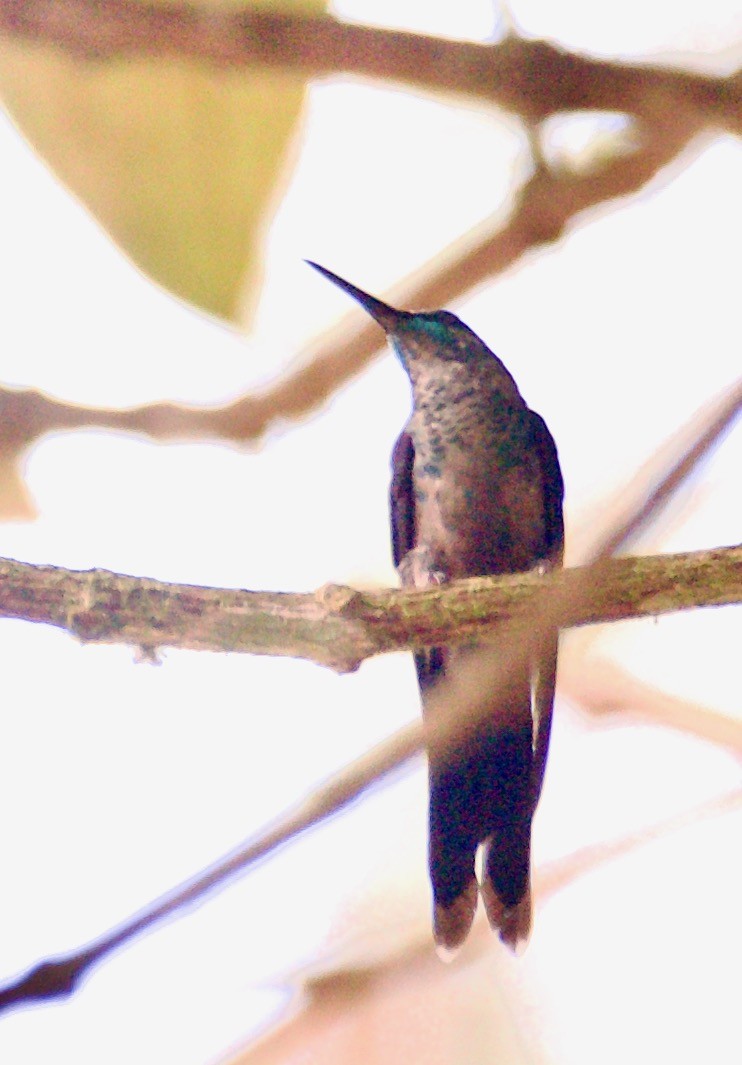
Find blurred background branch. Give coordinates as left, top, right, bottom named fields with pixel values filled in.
left=220, top=785, right=741, bottom=1065
left=0, top=368, right=738, bottom=1018
left=1, top=2, right=739, bottom=128
left=0, top=1, right=739, bottom=1061
left=0, top=102, right=707, bottom=468
left=0, top=0, right=736, bottom=498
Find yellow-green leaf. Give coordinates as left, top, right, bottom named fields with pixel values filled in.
left=0, top=0, right=324, bottom=324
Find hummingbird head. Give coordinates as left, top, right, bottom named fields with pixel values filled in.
left=306, top=261, right=498, bottom=373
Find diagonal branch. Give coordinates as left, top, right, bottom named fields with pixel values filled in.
left=0, top=106, right=705, bottom=466
left=0, top=380, right=738, bottom=1016
left=0, top=3, right=733, bottom=515
left=0, top=544, right=739, bottom=671
left=221, top=788, right=742, bottom=1065
left=0, top=0, right=737, bottom=1024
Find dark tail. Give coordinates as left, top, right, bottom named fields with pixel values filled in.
left=426, top=688, right=535, bottom=955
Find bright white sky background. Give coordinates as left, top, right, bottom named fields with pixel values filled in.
left=0, top=1, right=740, bottom=1063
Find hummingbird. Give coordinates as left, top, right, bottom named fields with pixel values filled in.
left=307, top=262, right=564, bottom=954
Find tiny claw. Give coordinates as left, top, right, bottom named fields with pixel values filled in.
left=397, top=545, right=448, bottom=590
left=530, top=554, right=559, bottom=577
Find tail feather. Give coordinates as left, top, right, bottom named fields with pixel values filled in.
left=427, top=752, right=481, bottom=953
left=434, top=879, right=478, bottom=957
left=427, top=707, right=535, bottom=955
left=481, top=875, right=532, bottom=953
left=481, top=818, right=533, bottom=952
left=478, top=724, right=534, bottom=952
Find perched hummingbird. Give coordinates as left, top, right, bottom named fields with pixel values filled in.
left=308, top=262, right=564, bottom=954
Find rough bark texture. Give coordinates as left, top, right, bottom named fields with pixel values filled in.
left=0, top=545, right=739, bottom=672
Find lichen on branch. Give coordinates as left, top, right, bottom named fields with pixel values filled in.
left=0, top=545, right=739, bottom=672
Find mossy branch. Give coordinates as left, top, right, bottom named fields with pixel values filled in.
left=0, top=544, right=739, bottom=672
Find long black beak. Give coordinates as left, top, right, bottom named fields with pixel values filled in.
left=306, top=261, right=409, bottom=333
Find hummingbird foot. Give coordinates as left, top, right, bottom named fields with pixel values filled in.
left=532, top=561, right=549, bottom=577
left=529, top=552, right=560, bottom=577
left=480, top=877, right=532, bottom=955
left=433, top=879, right=478, bottom=961
left=397, top=545, right=447, bottom=589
